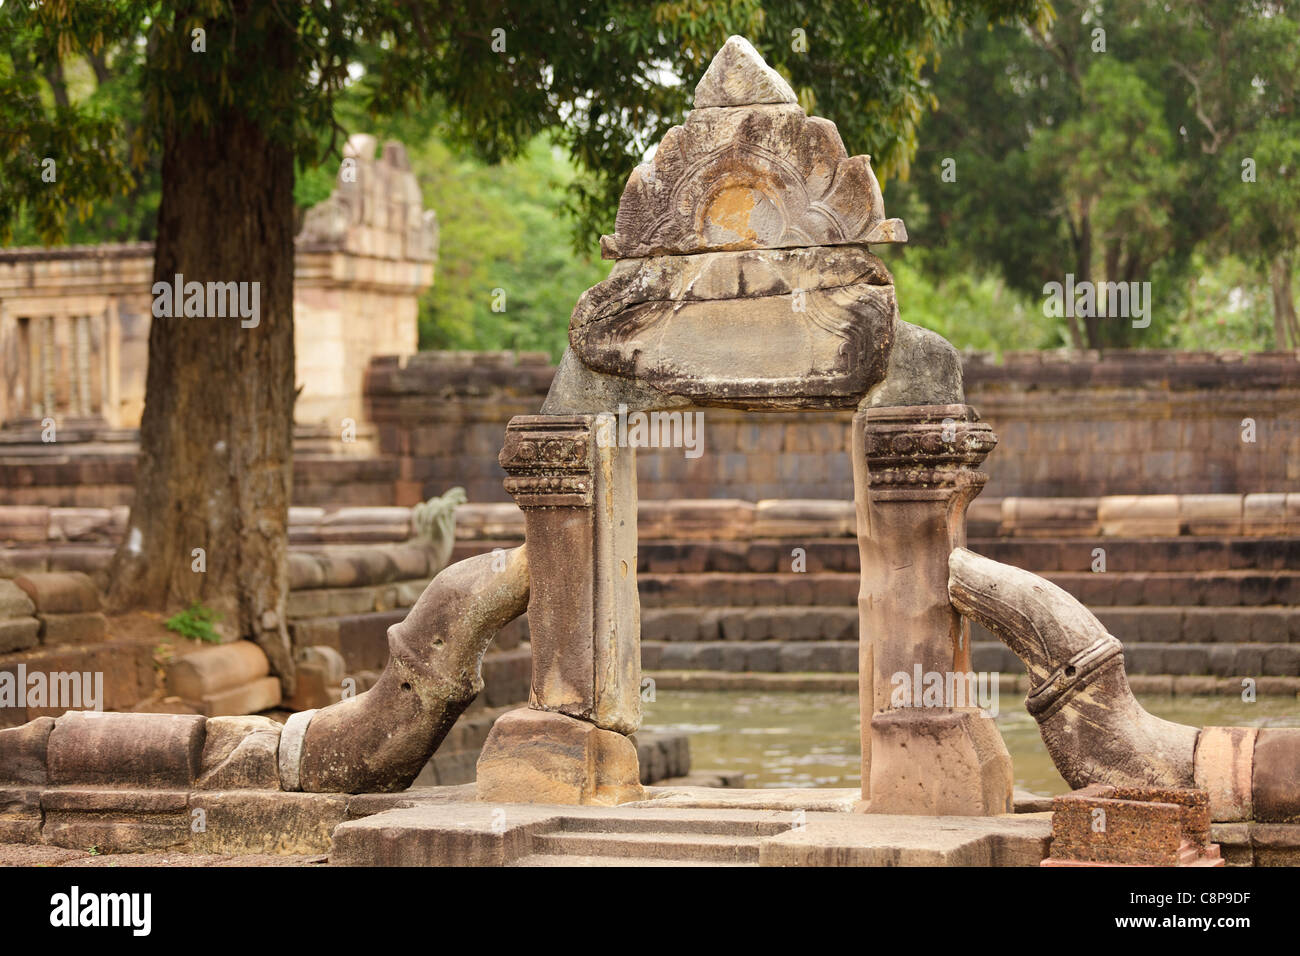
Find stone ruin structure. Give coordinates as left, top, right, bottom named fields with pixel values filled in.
left=475, top=35, right=1010, bottom=813
left=0, top=134, right=435, bottom=443
left=0, top=37, right=1296, bottom=864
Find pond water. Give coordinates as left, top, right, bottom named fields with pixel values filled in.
left=641, top=690, right=1300, bottom=795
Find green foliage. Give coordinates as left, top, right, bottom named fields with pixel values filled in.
left=0, top=6, right=138, bottom=244
left=890, top=0, right=1300, bottom=350
left=1, top=0, right=1050, bottom=249
left=1223, top=121, right=1300, bottom=268
left=165, top=603, right=223, bottom=644
left=889, top=249, right=1049, bottom=354
left=414, top=136, right=612, bottom=357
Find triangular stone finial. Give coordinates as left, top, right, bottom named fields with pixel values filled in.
left=693, top=35, right=797, bottom=108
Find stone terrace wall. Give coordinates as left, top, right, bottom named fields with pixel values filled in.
left=966, top=351, right=1300, bottom=497
left=4, top=349, right=1296, bottom=507
left=362, top=350, right=1300, bottom=506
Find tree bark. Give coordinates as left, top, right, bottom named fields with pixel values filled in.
left=1077, top=204, right=1100, bottom=350
left=1270, top=252, right=1299, bottom=350
left=106, top=14, right=298, bottom=690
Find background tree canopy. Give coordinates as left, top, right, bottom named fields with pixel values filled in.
left=888, top=0, right=1300, bottom=350
left=1, top=0, right=1060, bottom=671
left=7, top=1, right=1294, bottom=358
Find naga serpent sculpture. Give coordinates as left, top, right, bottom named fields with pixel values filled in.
left=949, top=547, right=1299, bottom=822
left=285, top=544, right=529, bottom=793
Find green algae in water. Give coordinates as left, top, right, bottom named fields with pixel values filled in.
left=641, top=689, right=1300, bottom=795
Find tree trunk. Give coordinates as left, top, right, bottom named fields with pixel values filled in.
left=1062, top=206, right=1087, bottom=350
left=106, top=19, right=298, bottom=690
left=1270, top=252, right=1300, bottom=350
left=1077, top=205, right=1100, bottom=350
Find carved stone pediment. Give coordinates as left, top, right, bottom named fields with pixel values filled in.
left=557, top=34, right=912, bottom=411
left=570, top=247, right=896, bottom=408
left=599, top=37, right=905, bottom=261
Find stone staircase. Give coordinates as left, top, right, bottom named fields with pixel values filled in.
left=328, top=797, right=1056, bottom=866
left=3, top=495, right=1297, bottom=730
left=454, top=497, right=1300, bottom=688
left=511, top=814, right=786, bottom=866
left=624, top=511, right=1300, bottom=687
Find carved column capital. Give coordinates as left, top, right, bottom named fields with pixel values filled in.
left=860, top=404, right=996, bottom=497
left=499, top=415, right=595, bottom=507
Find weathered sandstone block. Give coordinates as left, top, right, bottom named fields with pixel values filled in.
left=0, top=716, right=55, bottom=785
left=46, top=711, right=206, bottom=788
left=166, top=640, right=271, bottom=700
left=1044, top=785, right=1221, bottom=866
left=195, top=715, right=283, bottom=790
left=0, top=579, right=36, bottom=618
left=0, top=617, right=40, bottom=654
left=42, top=788, right=191, bottom=854
left=38, top=611, right=107, bottom=645
left=1194, top=726, right=1256, bottom=822
left=188, top=790, right=348, bottom=855
left=0, top=786, right=43, bottom=843
left=692, top=35, right=797, bottom=108
left=476, top=708, right=644, bottom=806
left=500, top=417, right=639, bottom=733
left=571, top=247, right=896, bottom=408
left=600, top=77, right=903, bottom=258
left=1252, top=728, right=1300, bottom=823
left=865, top=708, right=1012, bottom=816
left=197, top=675, right=283, bottom=717
left=13, top=571, right=100, bottom=613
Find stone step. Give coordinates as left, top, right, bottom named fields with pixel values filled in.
left=642, top=606, right=857, bottom=643
left=642, top=640, right=858, bottom=673
left=645, top=604, right=1300, bottom=647
left=972, top=640, right=1300, bottom=678
left=973, top=537, right=1300, bottom=573
left=637, top=570, right=1300, bottom=608
left=1039, top=571, right=1300, bottom=607
left=647, top=670, right=858, bottom=692
left=529, top=830, right=763, bottom=864
left=637, top=539, right=857, bottom=574
left=1090, top=606, right=1300, bottom=643
left=643, top=639, right=1300, bottom=677
left=554, top=813, right=788, bottom=837
left=639, top=572, right=859, bottom=607
left=510, top=853, right=750, bottom=867
left=631, top=536, right=1300, bottom=574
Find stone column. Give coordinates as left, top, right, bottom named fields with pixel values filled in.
left=853, top=404, right=1013, bottom=815
left=476, top=414, right=644, bottom=805
left=39, top=314, right=56, bottom=419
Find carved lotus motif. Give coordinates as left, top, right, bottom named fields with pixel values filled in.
left=600, top=106, right=906, bottom=260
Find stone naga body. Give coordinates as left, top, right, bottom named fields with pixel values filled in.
left=949, top=548, right=1299, bottom=823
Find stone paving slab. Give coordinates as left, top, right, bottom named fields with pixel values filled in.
left=328, top=789, right=1054, bottom=867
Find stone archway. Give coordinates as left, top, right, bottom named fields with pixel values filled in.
left=475, top=36, right=1012, bottom=816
